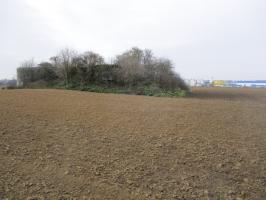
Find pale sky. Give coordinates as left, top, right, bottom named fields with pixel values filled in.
left=0, top=0, right=266, bottom=80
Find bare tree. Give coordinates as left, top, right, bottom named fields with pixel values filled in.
left=143, top=49, right=153, bottom=65
left=17, top=58, right=36, bottom=86
left=115, top=47, right=145, bottom=86
left=19, top=58, right=35, bottom=68
left=83, top=51, right=104, bottom=66
left=153, top=58, right=174, bottom=89
left=55, top=48, right=78, bottom=87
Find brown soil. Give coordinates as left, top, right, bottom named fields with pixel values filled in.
left=1, top=88, right=266, bottom=200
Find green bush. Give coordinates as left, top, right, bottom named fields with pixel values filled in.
left=56, top=84, right=186, bottom=97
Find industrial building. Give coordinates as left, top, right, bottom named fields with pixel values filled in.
left=227, top=80, right=266, bottom=88
left=186, top=79, right=266, bottom=88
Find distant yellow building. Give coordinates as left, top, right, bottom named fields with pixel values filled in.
left=213, top=80, right=226, bottom=87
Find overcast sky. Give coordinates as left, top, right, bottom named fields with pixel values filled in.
left=0, top=0, right=265, bottom=80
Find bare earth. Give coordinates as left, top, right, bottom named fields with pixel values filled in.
left=1, top=88, right=266, bottom=200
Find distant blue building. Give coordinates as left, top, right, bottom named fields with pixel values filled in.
left=228, top=80, right=266, bottom=88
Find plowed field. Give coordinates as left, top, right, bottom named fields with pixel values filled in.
left=1, top=88, right=266, bottom=199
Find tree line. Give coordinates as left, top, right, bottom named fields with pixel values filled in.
left=17, top=47, right=188, bottom=93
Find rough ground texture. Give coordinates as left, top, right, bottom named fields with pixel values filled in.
left=0, top=88, right=266, bottom=200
